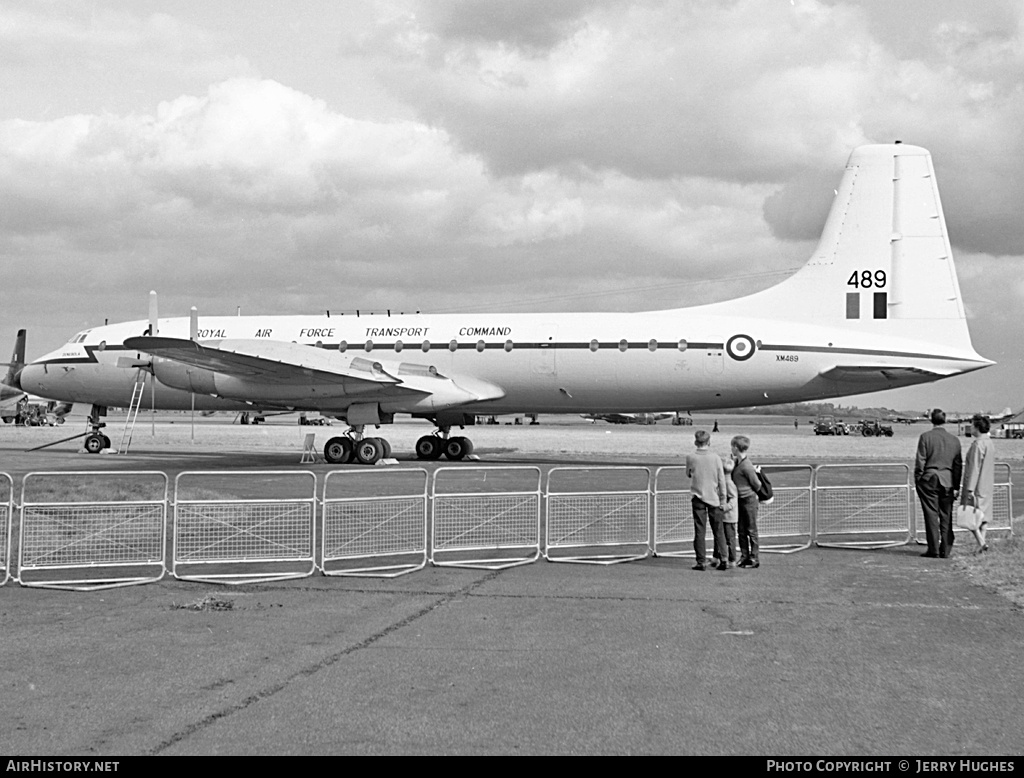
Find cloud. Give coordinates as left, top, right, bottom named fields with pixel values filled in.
left=2, top=0, right=1023, bottom=417
left=1, top=78, right=782, bottom=315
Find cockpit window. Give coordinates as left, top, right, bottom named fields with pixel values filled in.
left=70, top=331, right=91, bottom=344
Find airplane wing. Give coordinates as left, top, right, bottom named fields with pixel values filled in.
left=122, top=336, right=506, bottom=411
left=124, top=336, right=399, bottom=386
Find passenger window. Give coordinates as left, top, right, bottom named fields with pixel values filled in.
left=678, top=339, right=688, bottom=352
left=648, top=339, right=658, bottom=352
left=395, top=340, right=404, bottom=352
left=589, top=339, right=599, bottom=352
left=618, top=339, right=628, bottom=352
left=338, top=340, right=348, bottom=353
left=364, top=340, right=373, bottom=352
left=504, top=340, right=513, bottom=352
left=476, top=340, right=485, bottom=352
left=421, top=340, right=430, bottom=352
left=449, top=340, right=458, bottom=352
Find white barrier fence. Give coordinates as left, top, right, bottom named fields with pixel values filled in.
left=172, top=470, right=317, bottom=585
left=546, top=466, right=650, bottom=564
left=17, top=471, right=167, bottom=590
left=815, top=464, right=913, bottom=549
left=0, top=462, right=1014, bottom=589
left=910, top=461, right=1014, bottom=548
left=322, top=468, right=428, bottom=577
left=1, top=473, right=11, bottom=586
left=653, top=465, right=815, bottom=557
left=432, top=466, right=541, bottom=569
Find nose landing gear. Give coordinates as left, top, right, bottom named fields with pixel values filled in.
left=83, top=405, right=111, bottom=454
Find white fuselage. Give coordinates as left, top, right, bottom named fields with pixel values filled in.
left=19, top=309, right=988, bottom=417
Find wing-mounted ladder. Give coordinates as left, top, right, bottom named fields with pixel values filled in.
left=117, top=370, right=147, bottom=454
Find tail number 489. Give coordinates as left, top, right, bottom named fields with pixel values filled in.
left=848, top=270, right=887, bottom=288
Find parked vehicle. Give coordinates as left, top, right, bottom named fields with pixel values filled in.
left=858, top=418, right=894, bottom=437
left=814, top=415, right=847, bottom=435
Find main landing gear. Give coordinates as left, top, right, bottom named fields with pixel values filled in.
left=415, top=428, right=474, bottom=462
left=323, top=425, right=393, bottom=465
left=83, top=404, right=111, bottom=454
left=321, top=424, right=475, bottom=465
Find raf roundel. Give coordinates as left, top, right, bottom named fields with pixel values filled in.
left=726, top=334, right=756, bottom=361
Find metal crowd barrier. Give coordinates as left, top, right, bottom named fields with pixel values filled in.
left=321, top=468, right=428, bottom=577
left=17, top=471, right=168, bottom=590
left=911, top=461, right=1015, bottom=547
left=545, top=466, right=650, bottom=564
left=431, top=466, right=542, bottom=569
left=1, top=473, right=11, bottom=586
left=652, top=464, right=814, bottom=556
left=0, top=462, right=1015, bottom=590
left=989, top=462, right=1014, bottom=534
left=172, top=470, right=317, bottom=585
left=758, top=465, right=814, bottom=553
left=652, top=466, right=691, bottom=557
left=814, top=463, right=913, bottom=549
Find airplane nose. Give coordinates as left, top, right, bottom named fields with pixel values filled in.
left=17, top=363, right=44, bottom=394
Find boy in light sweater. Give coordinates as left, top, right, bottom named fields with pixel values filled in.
left=686, top=429, right=728, bottom=571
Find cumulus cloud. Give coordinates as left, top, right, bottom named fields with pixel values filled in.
left=3, top=77, right=788, bottom=332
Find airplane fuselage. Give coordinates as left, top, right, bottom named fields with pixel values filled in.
left=20, top=310, right=988, bottom=417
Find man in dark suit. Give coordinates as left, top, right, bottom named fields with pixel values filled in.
left=914, top=409, right=963, bottom=557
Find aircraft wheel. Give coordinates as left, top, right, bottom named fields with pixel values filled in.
left=324, top=436, right=354, bottom=464
left=56, top=416, right=65, bottom=425
left=84, top=434, right=105, bottom=454
left=379, top=438, right=393, bottom=458
left=355, top=437, right=385, bottom=465
left=101, top=434, right=111, bottom=448
left=443, top=436, right=472, bottom=461
left=415, top=435, right=443, bottom=460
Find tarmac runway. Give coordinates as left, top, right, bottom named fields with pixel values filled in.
left=2, top=544, right=1022, bottom=755
left=1, top=416, right=1022, bottom=755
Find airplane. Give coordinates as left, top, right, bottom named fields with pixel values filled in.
left=1, top=330, right=73, bottom=424
left=947, top=407, right=1015, bottom=425
left=1, top=329, right=28, bottom=422
left=1, top=329, right=27, bottom=401
left=18, top=143, right=992, bottom=463
left=582, top=412, right=676, bottom=425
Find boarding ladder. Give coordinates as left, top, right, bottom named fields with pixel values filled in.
left=117, top=371, right=147, bottom=454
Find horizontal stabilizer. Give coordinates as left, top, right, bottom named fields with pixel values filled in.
left=818, top=365, right=953, bottom=384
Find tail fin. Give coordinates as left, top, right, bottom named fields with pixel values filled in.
left=2, top=329, right=26, bottom=387
left=708, top=144, right=978, bottom=354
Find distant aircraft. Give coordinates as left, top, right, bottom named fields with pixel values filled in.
left=948, top=407, right=1015, bottom=424
left=582, top=412, right=675, bottom=425
left=1, top=329, right=27, bottom=421
left=1, top=330, right=72, bottom=424
left=19, top=144, right=992, bottom=462
left=1, top=328, right=26, bottom=399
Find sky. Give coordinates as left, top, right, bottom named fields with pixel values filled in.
left=1, top=0, right=1022, bottom=414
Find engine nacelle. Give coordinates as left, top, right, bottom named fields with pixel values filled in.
left=152, top=358, right=219, bottom=396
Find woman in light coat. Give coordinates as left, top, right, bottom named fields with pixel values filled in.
left=961, top=414, right=995, bottom=552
